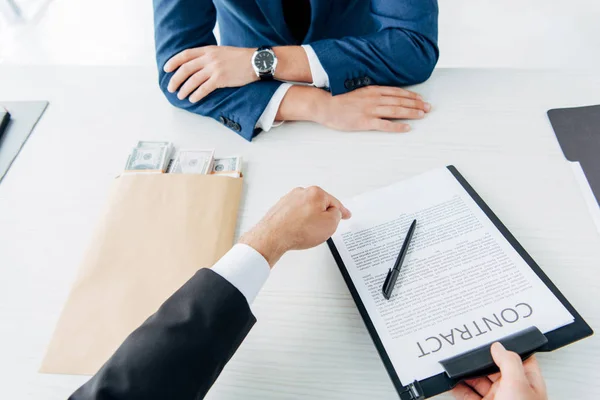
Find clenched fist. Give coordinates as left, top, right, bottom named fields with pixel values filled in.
left=239, top=186, right=352, bottom=267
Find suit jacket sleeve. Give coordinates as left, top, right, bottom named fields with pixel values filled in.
left=309, top=0, right=439, bottom=95
left=69, top=268, right=255, bottom=400
left=152, top=0, right=282, bottom=141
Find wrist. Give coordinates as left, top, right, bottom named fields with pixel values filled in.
left=311, top=89, right=331, bottom=125
left=272, top=46, right=312, bottom=83
left=239, top=225, right=286, bottom=268
left=276, top=86, right=330, bottom=123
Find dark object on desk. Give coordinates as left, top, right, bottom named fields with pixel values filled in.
left=382, top=219, right=416, bottom=300
left=70, top=268, right=255, bottom=400
left=440, top=326, right=548, bottom=380
left=0, top=108, right=10, bottom=139
left=0, top=101, right=49, bottom=183
left=548, top=104, right=600, bottom=205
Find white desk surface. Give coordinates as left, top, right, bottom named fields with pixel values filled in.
left=0, top=67, right=599, bottom=399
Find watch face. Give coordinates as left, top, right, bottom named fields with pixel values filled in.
left=254, top=50, right=275, bottom=72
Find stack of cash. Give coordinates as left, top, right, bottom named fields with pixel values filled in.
left=124, top=141, right=173, bottom=173
left=211, top=156, right=243, bottom=178
left=168, top=149, right=215, bottom=174
left=124, top=141, right=242, bottom=177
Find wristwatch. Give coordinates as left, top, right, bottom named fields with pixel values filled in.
left=251, top=46, right=277, bottom=80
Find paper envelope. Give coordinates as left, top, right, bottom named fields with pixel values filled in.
left=40, top=173, right=243, bottom=375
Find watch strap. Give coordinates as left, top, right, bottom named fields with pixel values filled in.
left=259, top=73, right=274, bottom=81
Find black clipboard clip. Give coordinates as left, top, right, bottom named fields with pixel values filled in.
left=399, top=380, right=424, bottom=400
left=439, top=326, right=548, bottom=380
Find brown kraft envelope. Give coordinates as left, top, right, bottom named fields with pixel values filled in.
left=40, top=173, right=243, bottom=375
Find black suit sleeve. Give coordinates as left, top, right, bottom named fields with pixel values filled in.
left=70, top=268, right=256, bottom=400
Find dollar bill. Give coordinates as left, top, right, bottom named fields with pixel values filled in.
left=170, top=149, right=215, bottom=174
left=125, top=141, right=172, bottom=172
left=211, top=156, right=242, bottom=177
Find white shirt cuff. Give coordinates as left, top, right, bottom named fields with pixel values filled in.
left=255, top=83, right=293, bottom=132
left=211, top=244, right=270, bottom=305
left=302, top=44, right=330, bottom=89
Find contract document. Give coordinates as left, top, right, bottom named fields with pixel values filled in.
left=330, top=167, right=574, bottom=384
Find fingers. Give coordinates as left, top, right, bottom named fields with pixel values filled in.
left=374, top=86, right=422, bottom=100
left=322, top=191, right=352, bottom=220
left=372, top=105, right=425, bottom=120
left=451, top=383, right=482, bottom=400
left=164, top=48, right=205, bottom=73
left=167, top=57, right=205, bottom=93
left=464, top=377, right=493, bottom=397
left=303, top=186, right=351, bottom=220
left=523, top=356, right=547, bottom=396
left=325, top=206, right=343, bottom=225
left=189, top=78, right=217, bottom=103
left=378, top=96, right=431, bottom=112
left=369, top=119, right=411, bottom=133
left=488, top=372, right=501, bottom=383
left=177, top=70, right=210, bottom=100
left=490, top=342, right=527, bottom=386
left=485, top=381, right=500, bottom=399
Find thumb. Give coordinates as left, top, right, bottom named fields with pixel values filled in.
left=325, top=206, right=343, bottom=227
left=491, top=342, right=527, bottom=385
left=342, top=204, right=352, bottom=219
left=339, top=203, right=352, bottom=220
left=323, top=192, right=352, bottom=220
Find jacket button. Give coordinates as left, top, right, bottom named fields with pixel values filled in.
left=344, top=79, right=354, bottom=90
left=363, top=76, right=371, bottom=85
left=219, top=116, right=226, bottom=124
left=233, top=123, right=241, bottom=132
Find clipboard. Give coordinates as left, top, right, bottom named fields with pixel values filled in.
left=327, top=165, right=594, bottom=399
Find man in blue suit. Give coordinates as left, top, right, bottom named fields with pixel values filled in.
left=153, top=0, right=439, bottom=141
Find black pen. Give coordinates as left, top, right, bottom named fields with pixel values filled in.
left=382, top=219, right=417, bottom=300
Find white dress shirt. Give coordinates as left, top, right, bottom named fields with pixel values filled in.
left=255, top=45, right=331, bottom=132
left=301, top=44, right=330, bottom=89
left=211, top=244, right=271, bottom=305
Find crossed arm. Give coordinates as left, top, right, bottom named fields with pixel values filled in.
left=152, top=0, right=439, bottom=140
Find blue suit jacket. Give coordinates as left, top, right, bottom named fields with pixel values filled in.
left=153, top=0, right=439, bottom=141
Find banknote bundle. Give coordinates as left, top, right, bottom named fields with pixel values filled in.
left=211, top=156, right=243, bottom=178
left=124, top=141, right=242, bottom=177
left=168, top=149, right=215, bottom=174
left=124, top=141, right=173, bottom=173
